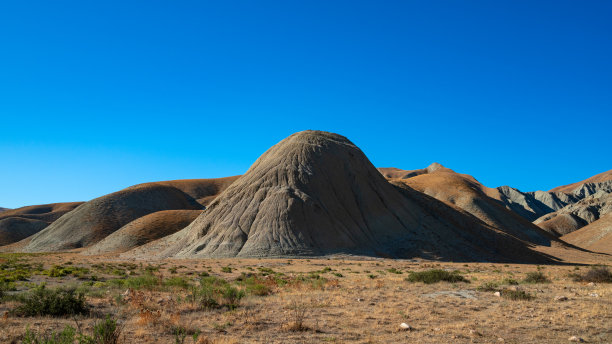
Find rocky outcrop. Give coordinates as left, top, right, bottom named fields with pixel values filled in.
left=494, top=186, right=577, bottom=221
left=550, top=169, right=612, bottom=193
left=535, top=192, right=612, bottom=236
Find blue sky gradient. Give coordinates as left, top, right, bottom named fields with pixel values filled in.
left=1, top=1, right=611, bottom=208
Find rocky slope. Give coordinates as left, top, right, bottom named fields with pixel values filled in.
left=534, top=192, right=612, bottom=236
left=550, top=169, right=612, bottom=193
left=388, top=164, right=555, bottom=245
left=21, top=184, right=203, bottom=252
left=139, top=131, right=552, bottom=262
left=560, top=213, right=612, bottom=254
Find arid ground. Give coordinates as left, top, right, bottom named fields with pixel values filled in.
left=1, top=249, right=610, bottom=344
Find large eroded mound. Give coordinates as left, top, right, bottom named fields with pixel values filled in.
left=85, top=209, right=202, bottom=254
left=148, top=130, right=551, bottom=262
left=22, top=184, right=203, bottom=252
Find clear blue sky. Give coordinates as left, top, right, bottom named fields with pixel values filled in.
left=1, top=1, right=610, bottom=208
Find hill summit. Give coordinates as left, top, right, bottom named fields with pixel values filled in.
left=152, top=130, right=549, bottom=262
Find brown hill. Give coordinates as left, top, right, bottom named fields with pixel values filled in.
left=377, top=163, right=453, bottom=179
left=0, top=202, right=83, bottom=246
left=549, top=169, right=612, bottom=193
left=389, top=165, right=555, bottom=245
left=142, top=131, right=552, bottom=262
left=133, top=176, right=240, bottom=206
left=0, top=202, right=83, bottom=223
left=561, top=213, right=612, bottom=254
left=0, top=207, right=8, bottom=212
left=0, top=217, right=49, bottom=246
left=85, top=209, right=202, bottom=254
left=21, top=184, right=203, bottom=252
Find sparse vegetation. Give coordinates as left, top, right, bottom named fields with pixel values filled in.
left=12, top=284, right=88, bottom=317
left=523, top=271, right=550, bottom=284
left=286, top=300, right=308, bottom=332
left=0, top=255, right=609, bottom=343
left=502, top=289, right=534, bottom=301
left=570, top=266, right=612, bottom=283
left=21, top=315, right=122, bottom=344
left=405, top=269, right=468, bottom=284
left=477, top=281, right=499, bottom=292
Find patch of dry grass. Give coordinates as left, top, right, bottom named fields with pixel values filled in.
left=0, top=253, right=610, bottom=343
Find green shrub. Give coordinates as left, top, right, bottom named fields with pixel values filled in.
left=12, top=284, right=88, bottom=317
left=477, top=282, right=499, bottom=292
left=501, top=278, right=519, bottom=285
left=0, top=280, right=17, bottom=300
left=21, top=315, right=122, bottom=344
left=523, top=271, right=550, bottom=284
left=163, top=277, right=192, bottom=289
left=108, top=273, right=159, bottom=290
left=90, top=315, right=123, bottom=344
left=405, top=269, right=468, bottom=284
left=502, top=289, right=534, bottom=301
left=386, top=268, right=402, bottom=274
left=221, top=266, right=232, bottom=273
left=240, top=276, right=271, bottom=296
left=257, top=267, right=275, bottom=276
left=22, top=325, right=76, bottom=344
left=45, top=265, right=90, bottom=278
left=571, top=266, right=612, bottom=283
left=221, top=285, right=245, bottom=310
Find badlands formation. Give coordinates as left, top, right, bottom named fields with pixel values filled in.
left=0, top=130, right=610, bottom=261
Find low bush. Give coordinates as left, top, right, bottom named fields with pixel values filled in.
left=501, top=278, right=519, bottom=285
left=571, top=266, right=612, bottom=283
left=163, top=276, right=192, bottom=289
left=188, top=276, right=244, bottom=310
left=523, top=271, right=550, bottom=284
left=22, top=315, right=122, bottom=344
left=44, top=265, right=90, bottom=278
left=405, top=269, right=468, bottom=284
left=502, top=289, right=534, bottom=301
left=12, top=284, right=88, bottom=317
left=477, top=282, right=499, bottom=292
left=107, top=273, right=159, bottom=290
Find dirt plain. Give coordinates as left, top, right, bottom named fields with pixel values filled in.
left=0, top=249, right=610, bottom=344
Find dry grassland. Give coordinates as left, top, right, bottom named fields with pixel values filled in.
left=0, top=252, right=610, bottom=343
